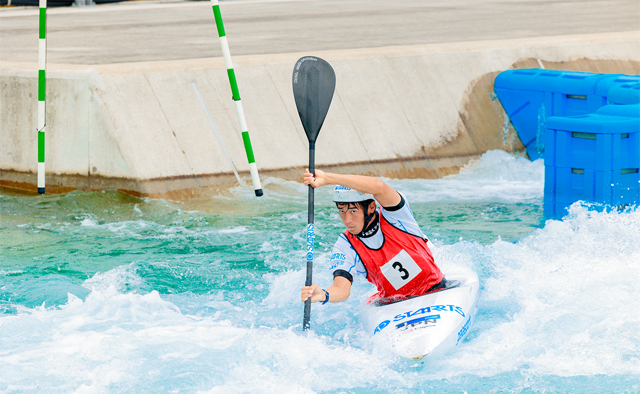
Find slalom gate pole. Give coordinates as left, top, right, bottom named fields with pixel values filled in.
left=209, top=0, right=263, bottom=197
left=37, top=0, right=47, bottom=194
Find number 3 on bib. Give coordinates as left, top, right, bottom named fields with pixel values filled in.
left=380, top=249, right=422, bottom=290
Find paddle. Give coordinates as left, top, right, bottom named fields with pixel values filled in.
left=292, top=56, right=336, bottom=331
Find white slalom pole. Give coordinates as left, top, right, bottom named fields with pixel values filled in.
left=209, top=0, right=263, bottom=197
left=37, top=0, right=47, bottom=194
left=192, top=83, right=244, bottom=188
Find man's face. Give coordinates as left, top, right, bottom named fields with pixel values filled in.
left=337, top=202, right=374, bottom=234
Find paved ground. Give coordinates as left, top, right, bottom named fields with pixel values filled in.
left=1, top=0, right=639, bottom=65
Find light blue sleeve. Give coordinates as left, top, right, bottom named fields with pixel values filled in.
left=380, top=192, right=427, bottom=239
left=329, top=234, right=367, bottom=279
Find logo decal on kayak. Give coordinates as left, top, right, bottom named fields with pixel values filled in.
left=374, top=320, right=390, bottom=335
left=394, top=304, right=465, bottom=322
left=396, top=314, right=440, bottom=332
left=457, top=316, right=472, bottom=344
left=373, top=304, right=465, bottom=335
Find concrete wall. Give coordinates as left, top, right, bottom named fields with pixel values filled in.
left=1, top=31, right=639, bottom=198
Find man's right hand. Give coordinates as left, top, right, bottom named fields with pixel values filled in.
left=301, top=283, right=326, bottom=303
left=303, top=168, right=328, bottom=189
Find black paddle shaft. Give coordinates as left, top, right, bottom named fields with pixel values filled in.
left=292, top=56, right=336, bottom=331
left=303, top=147, right=316, bottom=331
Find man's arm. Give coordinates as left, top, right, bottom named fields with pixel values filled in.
left=303, top=169, right=401, bottom=208
left=301, top=276, right=352, bottom=303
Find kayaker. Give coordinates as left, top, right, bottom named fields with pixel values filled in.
left=300, top=169, right=445, bottom=306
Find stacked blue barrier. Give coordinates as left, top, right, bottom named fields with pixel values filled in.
left=494, top=69, right=639, bottom=160
left=544, top=105, right=640, bottom=216
left=494, top=69, right=640, bottom=217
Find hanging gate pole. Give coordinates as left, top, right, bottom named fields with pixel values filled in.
left=209, top=0, right=263, bottom=197
left=37, top=0, right=47, bottom=194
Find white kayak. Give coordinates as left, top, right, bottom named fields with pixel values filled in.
left=363, top=272, right=479, bottom=360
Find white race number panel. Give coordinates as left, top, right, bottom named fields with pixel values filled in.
left=380, top=249, right=422, bottom=290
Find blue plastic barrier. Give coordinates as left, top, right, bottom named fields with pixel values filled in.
left=595, top=103, right=640, bottom=118
left=606, top=82, right=640, bottom=105
left=494, top=69, right=640, bottom=160
left=544, top=112, right=640, bottom=217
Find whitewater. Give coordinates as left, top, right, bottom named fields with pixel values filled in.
left=1, top=150, right=638, bottom=393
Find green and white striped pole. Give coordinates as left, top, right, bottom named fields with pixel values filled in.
left=37, top=0, right=47, bottom=194
left=210, top=0, right=263, bottom=197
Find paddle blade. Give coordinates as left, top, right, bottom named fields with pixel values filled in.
left=292, top=56, right=336, bottom=144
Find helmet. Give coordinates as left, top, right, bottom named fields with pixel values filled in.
left=333, top=186, right=374, bottom=203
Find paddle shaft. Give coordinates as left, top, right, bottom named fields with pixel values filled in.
left=292, top=56, right=335, bottom=331
left=303, top=143, right=316, bottom=331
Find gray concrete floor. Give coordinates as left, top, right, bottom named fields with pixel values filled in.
left=1, top=0, right=639, bottom=65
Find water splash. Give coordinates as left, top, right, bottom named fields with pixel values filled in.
left=1, top=150, right=638, bottom=393
left=536, top=103, right=547, bottom=156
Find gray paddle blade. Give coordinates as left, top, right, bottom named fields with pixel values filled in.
left=292, top=56, right=336, bottom=144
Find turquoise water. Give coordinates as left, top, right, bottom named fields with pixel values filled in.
left=1, top=150, right=639, bottom=393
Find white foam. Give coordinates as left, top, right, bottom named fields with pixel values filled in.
left=0, top=269, right=24, bottom=276
left=429, top=204, right=640, bottom=379
left=0, top=286, right=404, bottom=393
left=80, top=217, right=98, bottom=227
left=387, top=150, right=544, bottom=203
left=82, top=264, right=144, bottom=293
left=218, top=226, right=248, bottom=234
left=2, top=149, right=638, bottom=392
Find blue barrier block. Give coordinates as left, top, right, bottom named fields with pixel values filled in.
left=546, top=114, right=639, bottom=171
left=495, top=69, right=640, bottom=216
left=554, top=167, right=596, bottom=204
left=495, top=69, right=605, bottom=94
left=544, top=111, right=640, bottom=216
left=544, top=167, right=639, bottom=216
left=492, top=87, right=545, bottom=156
left=594, top=75, right=640, bottom=98
left=544, top=202, right=572, bottom=217
left=543, top=165, right=557, bottom=215
left=606, top=82, right=640, bottom=105
left=595, top=103, right=640, bottom=118
left=612, top=169, right=640, bottom=205
left=494, top=69, right=638, bottom=160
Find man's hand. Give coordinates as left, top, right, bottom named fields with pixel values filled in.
left=301, top=283, right=326, bottom=303
left=301, top=169, right=401, bottom=208
left=304, top=168, right=327, bottom=188
left=301, top=277, right=352, bottom=304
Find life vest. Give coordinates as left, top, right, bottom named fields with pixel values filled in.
left=344, top=210, right=444, bottom=302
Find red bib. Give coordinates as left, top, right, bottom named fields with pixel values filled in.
left=345, top=211, right=444, bottom=302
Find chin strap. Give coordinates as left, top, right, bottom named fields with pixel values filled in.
left=358, top=210, right=379, bottom=238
